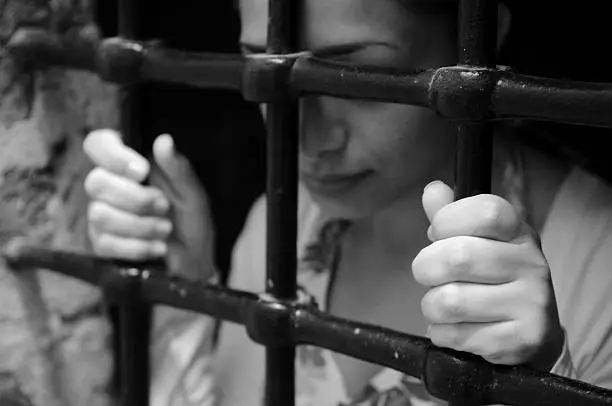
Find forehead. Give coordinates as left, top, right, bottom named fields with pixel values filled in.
left=239, top=0, right=423, bottom=48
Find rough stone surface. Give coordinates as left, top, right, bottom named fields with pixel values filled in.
left=0, top=1, right=119, bottom=405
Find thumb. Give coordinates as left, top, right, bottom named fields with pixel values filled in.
left=422, top=180, right=455, bottom=224
left=151, top=134, right=202, bottom=201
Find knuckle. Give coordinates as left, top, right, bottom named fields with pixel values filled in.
left=446, top=239, right=472, bottom=276
left=430, top=326, right=462, bottom=350
left=87, top=202, right=107, bottom=229
left=153, top=219, right=173, bottom=239
left=439, top=284, right=465, bottom=320
left=443, top=327, right=462, bottom=349
left=422, top=285, right=465, bottom=323
left=136, top=188, right=167, bottom=215
left=84, top=167, right=106, bottom=198
left=93, top=233, right=115, bottom=257
left=529, top=283, right=551, bottom=310
left=520, top=322, right=546, bottom=351
left=481, top=197, right=505, bottom=225
left=500, top=321, right=542, bottom=363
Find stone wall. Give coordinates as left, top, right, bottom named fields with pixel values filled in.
left=0, top=1, right=119, bottom=404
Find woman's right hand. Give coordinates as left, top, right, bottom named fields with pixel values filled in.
left=83, top=129, right=216, bottom=281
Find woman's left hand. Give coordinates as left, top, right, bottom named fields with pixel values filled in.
left=412, top=181, right=564, bottom=370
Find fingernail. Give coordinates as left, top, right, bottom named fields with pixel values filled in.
left=153, top=197, right=170, bottom=214
left=424, top=180, right=442, bottom=192
left=151, top=241, right=167, bottom=256
left=127, top=161, right=148, bottom=180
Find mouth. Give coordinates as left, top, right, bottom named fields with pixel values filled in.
left=300, top=170, right=374, bottom=194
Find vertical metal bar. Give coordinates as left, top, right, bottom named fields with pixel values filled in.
left=454, top=0, right=498, bottom=199
left=264, top=1, right=300, bottom=405
left=450, top=1, right=497, bottom=405
left=116, top=1, right=150, bottom=406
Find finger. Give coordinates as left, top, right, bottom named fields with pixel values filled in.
left=151, top=134, right=200, bottom=202
left=428, top=321, right=526, bottom=365
left=420, top=282, right=517, bottom=324
left=91, top=232, right=167, bottom=260
left=430, top=194, right=522, bottom=242
left=88, top=201, right=173, bottom=240
left=84, top=167, right=170, bottom=216
left=84, top=129, right=150, bottom=182
left=422, top=180, right=455, bottom=223
left=412, top=236, right=525, bottom=287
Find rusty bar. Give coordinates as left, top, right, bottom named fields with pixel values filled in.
left=261, top=0, right=300, bottom=404
left=4, top=245, right=612, bottom=405
left=453, top=0, right=498, bottom=200
left=115, top=1, right=151, bottom=405
left=7, top=32, right=612, bottom=127
left=492, top=72, right=612, bottom=127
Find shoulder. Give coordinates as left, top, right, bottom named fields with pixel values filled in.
left=542, top=167, right=612, bottom=268
left=228, top=186, right=323, bottom=292
left=542, top=167, right=612, bottom=387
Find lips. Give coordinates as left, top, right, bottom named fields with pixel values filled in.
left=300, top=170, right=374, bottom=194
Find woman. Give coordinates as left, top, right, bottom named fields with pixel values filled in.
left=83, top=0, right=612, bottom=404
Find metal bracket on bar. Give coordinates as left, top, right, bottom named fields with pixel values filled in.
left=428, top=65, right=517, bottom=122
left=97, top=37, right=146, bottom=84
left=245, top=292, right=317, bottom=348
left=429, top=65, right=497, bottom=121
left=242, top=51, right=311, bottom=102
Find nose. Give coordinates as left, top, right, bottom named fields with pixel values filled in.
left=299, top=96, right=349, bottom=160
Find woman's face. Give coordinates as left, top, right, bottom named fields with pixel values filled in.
left=240, top=0, right=459, bottom=219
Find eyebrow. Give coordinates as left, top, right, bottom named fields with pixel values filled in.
left=239, top=42, right=398, bottom=58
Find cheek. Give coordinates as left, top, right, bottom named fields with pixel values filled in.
left=347, top=103, right=455, bottom=175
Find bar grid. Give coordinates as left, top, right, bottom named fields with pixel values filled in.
left=3, top=0, right=612, bottom=405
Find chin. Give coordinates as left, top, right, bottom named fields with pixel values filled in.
left=306, top=190, right=378, bottom=221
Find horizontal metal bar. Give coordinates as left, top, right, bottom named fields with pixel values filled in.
left=289, top=57, right=432, bottom=106
left=7, top=31, right=612, bottom=128
left=141, top=48, right=244, bottom=90
left=4, top=244, right=612, bottom=405
left=493, top=72, right=612, bottom=127
left=3, top=241, right=255, bottom=324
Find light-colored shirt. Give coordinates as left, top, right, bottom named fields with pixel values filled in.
left=150, top=167, right=612, bottom=405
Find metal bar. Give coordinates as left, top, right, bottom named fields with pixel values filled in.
left=5, top=245, right=612, bottom=405
left=290, top=57, right=432, bottom=106
left=142, top=49, right=244, bottom=90
left=492, top=73, right=612, bottom=127
left=8, top=31, right=612, bottom=127
left=263, top=0, right=300, bottom=404
left=450, top=2, right=498, bottom=405
left=454, top=0, right=498, bottom=200
left=115, top=1, right=150, bottom=405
